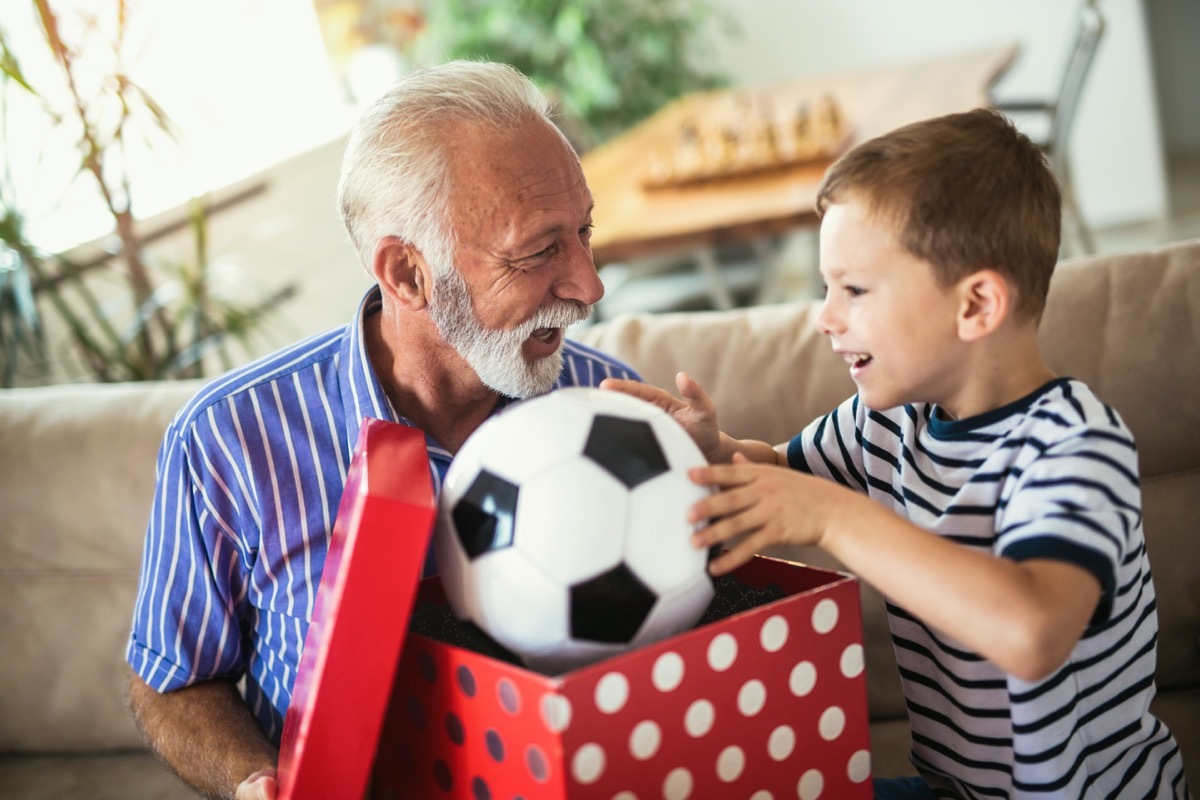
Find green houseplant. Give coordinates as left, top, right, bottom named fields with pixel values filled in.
left=0, top=0, right=290, bottom=385
left=419, top=0, right=737, bottom=149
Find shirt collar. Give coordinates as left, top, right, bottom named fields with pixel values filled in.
left=338, top=286, right=399, bottom=447
left=335, top=285, right=538, bottom=459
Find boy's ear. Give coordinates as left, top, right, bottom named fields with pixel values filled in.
left=955, top=269, right=1010, bottom=342
left=372, top=236, right=432, bottom=310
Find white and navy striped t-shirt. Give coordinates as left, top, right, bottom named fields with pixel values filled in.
left=787, top=379, right=1191, bottom=799
left=126, top=286, right=639, bottom=742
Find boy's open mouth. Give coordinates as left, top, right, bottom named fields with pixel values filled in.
left=843, top=352, right=872, bottom=368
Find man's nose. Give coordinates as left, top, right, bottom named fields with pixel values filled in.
left=553, top=241, right=605, bottom=306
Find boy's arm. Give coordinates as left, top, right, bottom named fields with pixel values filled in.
left=600, top=373, right=787, bottom=465
left=690, top=460, right=1102, bottom=682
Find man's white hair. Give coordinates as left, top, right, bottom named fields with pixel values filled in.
left=336, top=60, right=556, bottom=275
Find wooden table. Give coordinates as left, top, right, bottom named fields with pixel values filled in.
left=582, top=45, right=1016, bottom=308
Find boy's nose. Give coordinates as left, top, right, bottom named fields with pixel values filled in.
left=815, top=296, right=842, bottom=336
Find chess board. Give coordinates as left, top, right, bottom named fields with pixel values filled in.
left=643, top=92, right=851, bottom=189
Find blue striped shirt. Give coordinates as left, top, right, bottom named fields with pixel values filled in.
left=126, top=287, right=640, bottom=742
left=788, top=378, right=1191, bottom=798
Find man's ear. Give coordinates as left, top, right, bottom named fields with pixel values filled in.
left=372, top=236, right=432, bottom=310
left=956, top=269, right=1010, bottom=342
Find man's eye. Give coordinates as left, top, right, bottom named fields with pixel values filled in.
left=580, top=223, right=594, bottom=240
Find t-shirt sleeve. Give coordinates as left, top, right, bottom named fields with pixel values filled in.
left=126, top=415, right=247, bottom=692
left=786, top=394, right=870, bottom=493
left=995, top=424, right=1140, bottom=623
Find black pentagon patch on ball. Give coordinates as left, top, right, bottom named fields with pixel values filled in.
left=569, top=563, right=657, bottom=644
left=583, top=415, right=669, bottom=489
left=452, top=470, right=519, bottom=559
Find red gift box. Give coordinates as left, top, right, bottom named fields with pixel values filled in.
left=280, top=419, right=872, bottom=800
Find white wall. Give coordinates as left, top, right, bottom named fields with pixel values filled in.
left=708, top=0, right=1169, bottom=228
left=1146, top=0, right=1200, bottom=153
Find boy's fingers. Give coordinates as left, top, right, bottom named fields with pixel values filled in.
left=599, top=377, right=649, bottom=396
left=689, top=487, right=752, bottom=525
left=707, top=541, right=756, bottom=576
left=676, top=372, right=714, bottom=410
left=600, top=378, right=679, bottom=409
left=689, top=463, right=757, bottom=488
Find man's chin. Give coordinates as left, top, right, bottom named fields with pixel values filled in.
left=475, top=351, right=564, bottom=399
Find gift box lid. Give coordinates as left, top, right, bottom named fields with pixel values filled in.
left=278, top=418, right=437, bottom=800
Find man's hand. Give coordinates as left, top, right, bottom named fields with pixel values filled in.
left=236, top=768, right=278, bottom=800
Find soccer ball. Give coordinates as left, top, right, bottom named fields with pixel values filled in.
left=434, top=387, right=715, bottom=674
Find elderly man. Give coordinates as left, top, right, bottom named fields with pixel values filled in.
left=124, top=61, right=639, bottom=800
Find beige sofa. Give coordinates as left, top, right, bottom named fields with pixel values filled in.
left=1, top=239, right=1197, bottom=797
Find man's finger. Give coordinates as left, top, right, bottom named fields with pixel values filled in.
left=236, top=769, right=278, bottom=800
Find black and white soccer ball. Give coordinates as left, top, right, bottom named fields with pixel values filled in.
left=434, top=387, right=715, bottom=674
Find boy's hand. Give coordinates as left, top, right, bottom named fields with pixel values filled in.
left=687, top=453, right=851, bottom=575
left=600, top=372, right=727, bottom=462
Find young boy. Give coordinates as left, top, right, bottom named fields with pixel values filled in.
left=604, top=109, right=1192, bottom=799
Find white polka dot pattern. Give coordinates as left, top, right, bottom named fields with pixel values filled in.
left=540, top=692, right=572, bottom=733
left=717, top=745, right=746, bottom=782
left=789, top=660, right=817, bottom=696
left=652, top=651, right=685, bottom=692
left=379, top=561, right=871, bottom=799
left=819, top=706, right=846, bottom=741
left=737, top=679, right=767, bottom=717
left=663, top=767, right=693, bottom=799
left=706, top=632, right=738, bottom=671
left=684, top=699, right=715, bottom=737
left=595, top=672, right=629, bottom=714
left=571, top=742, right=605, bottom=784
left=760, top=614, right=789, bottom=652
left=768, top=724, right=796, bottom=761
left=629, top=719, right=661, bottom=760
left=848, top=749, right=872, bottom=783
left=812, top=598, right=839, bottom=633
left=840, top=643, right=864, bottom=678
left=799, top=768, right=825, bottom=799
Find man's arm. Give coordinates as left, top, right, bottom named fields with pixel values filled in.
left=126, top=668, right=279, bottom=800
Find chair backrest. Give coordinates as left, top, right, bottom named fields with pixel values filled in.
left=1048, top=0, right=1105, bottom=162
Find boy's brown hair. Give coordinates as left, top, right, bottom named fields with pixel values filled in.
left=816, top=108, right=1061, bottom=320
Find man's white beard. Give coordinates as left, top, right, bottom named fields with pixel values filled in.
left=428, top=263, right=591, bottom=398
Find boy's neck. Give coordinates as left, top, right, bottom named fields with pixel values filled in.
left=937, top=326, right=1056, bottom=421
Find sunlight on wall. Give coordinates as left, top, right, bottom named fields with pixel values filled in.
left=4, top=0, right=354, bottom=253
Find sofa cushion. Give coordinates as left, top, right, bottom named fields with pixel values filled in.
left=1040, top=242, right=1200, bottom=693
left=0, top=751, right=196, bottom=799
left=0, top=381, right=201, bottom=752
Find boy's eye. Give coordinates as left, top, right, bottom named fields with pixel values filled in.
left=846, top=285, right=866, bottom=297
